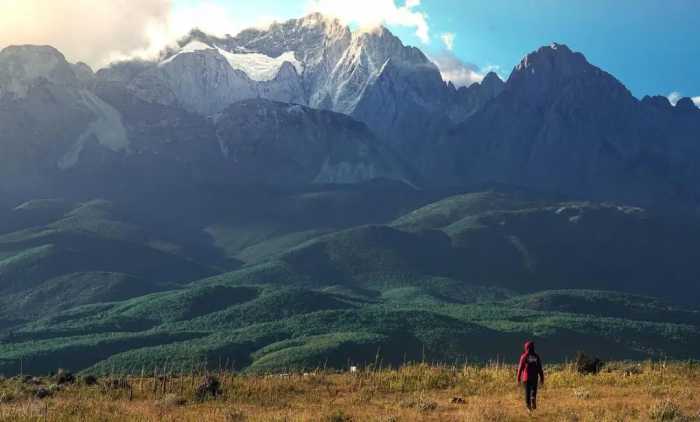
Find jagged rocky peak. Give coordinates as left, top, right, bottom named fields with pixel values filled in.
left=96, top=60, right=156, bottom=85
left=278, top=12, right=350, bottom=41
left=348, top=25, right=437, bottom=76
left=641, top=95, right=673, bottom=110
left=179, top=12, right=352, bottom=63
left=71, top=62, right=95, bottom=88
left=124, top=13, right=452, bottom=120
left=506, top=42, right=633, bottom=104
left=448, top=71, right=504, bottom=95
left=0, top=45, right=79, bottom=97
left=514, top=43, right=588, bottom=72
left=478, top=71, right=505, bottom=95
left=481, top=71, right=504, bottom=87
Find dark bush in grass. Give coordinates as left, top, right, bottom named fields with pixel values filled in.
left=575, top=352, right=604, bottom=374
left=81, top=374, right=98, bottom=386
left=55, top=368, right=75, bottom=384
left=195, top=375, right=221, bottom=401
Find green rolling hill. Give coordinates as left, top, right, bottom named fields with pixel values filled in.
left=0, top=187, right=699, bottom=375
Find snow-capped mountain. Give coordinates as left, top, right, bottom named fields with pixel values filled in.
left=0, top=42, right=410, bottom=198
left=3, top=16, right=700, bottom=211
left=101, top=14, right=503, bottom=154
left=126, top=41, right=306, bottom=115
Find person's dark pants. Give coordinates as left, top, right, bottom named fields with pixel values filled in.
left=524, top=380, right=538, bottom=410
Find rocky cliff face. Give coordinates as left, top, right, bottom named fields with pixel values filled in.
left=214, top=99, right=408, bottom=185
left=433, top=43, right=700, bottom=209
left=0, top=46, right=131, bottom=195
left=445, top=72, right=505, bottom=122
left=0, top=45, right=409, bottom=198
left=0, top=45, right=79, bottom=98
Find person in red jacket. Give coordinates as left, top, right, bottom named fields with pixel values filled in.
left=517, top=340, right=544, bottom=411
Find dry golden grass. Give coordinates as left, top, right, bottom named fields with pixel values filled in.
left=0, top=361, right=698, bottom=421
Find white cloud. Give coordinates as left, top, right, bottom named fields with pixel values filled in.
left=0, top=0, right=170, bottom=67
left=440, top=33, right=455, bottom=51
left=0, top=0, right=240, bottom=68
left=431, top=52, right=485, bottom=88
left=107, top=1, right=240, bottom=64
left=668, top=91, right=700, bottom=107
left=307, top=0, right=430, bottom=43
left=668, top=91, right=682, bottom=106
left=481, top=64, right=508, bottom=81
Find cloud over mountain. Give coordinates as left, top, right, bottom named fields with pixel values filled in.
left=668, top=91, right=700, bottom=108
left=0, top=0, right=171, bottom=67
left=0, top=0, right=242, bottom=68
left=440, top=32, right=455, bottom=51
left=307, top=0, right=430, bottom=43
left=431, top=52, right=485, bottom=87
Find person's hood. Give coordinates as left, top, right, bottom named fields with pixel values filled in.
left=524, top=341, right=535, bottom=353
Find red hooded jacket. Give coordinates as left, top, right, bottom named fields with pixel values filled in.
left=517, top=341, right=544, bottom=383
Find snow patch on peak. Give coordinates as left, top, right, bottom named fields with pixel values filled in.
left=218, top=50, right=304, bottom=81
left=179, top=40, right=214, bottom=53
left=160, top=40, right=303, bottom=82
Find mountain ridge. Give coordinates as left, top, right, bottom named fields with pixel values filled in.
left=429, top=41, right=700, bottom=210
left=3, top=28, right=700, bottom=211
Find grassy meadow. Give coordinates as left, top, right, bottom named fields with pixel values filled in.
left=0, top=362, right=698, bottom=421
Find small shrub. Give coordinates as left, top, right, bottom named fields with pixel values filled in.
left=418, top=400, right=438, bottom=412
left=195, top=375, right=221, bottom=401
left=81, top=374, right=98, bottom=386
left=648, top=399, right=685, bottom=421
left=0, top=392, right=15, bottom=403
left=55, top=369, right=75, bottom=385
left=25, top=377, right=42, bottom=385
left=35, top=387, right=52, bottom=399
left=575, top=352, right=604, bottom=375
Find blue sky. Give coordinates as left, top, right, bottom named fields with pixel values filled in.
left=172, top=0, right=699, bottom=101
